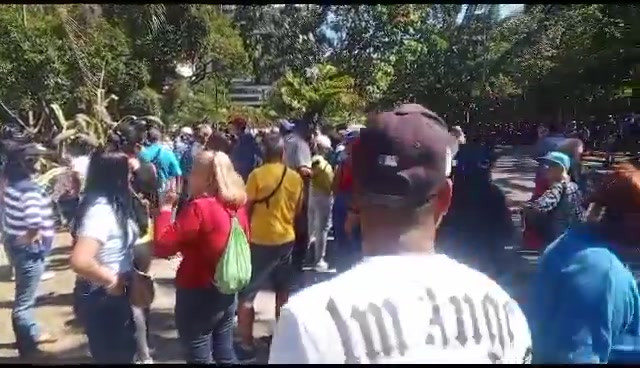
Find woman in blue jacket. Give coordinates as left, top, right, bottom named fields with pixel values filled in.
left=528, top=162, right=640, bottom=363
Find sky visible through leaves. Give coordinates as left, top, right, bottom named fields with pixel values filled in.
left=322, top=4, right=524, bottom=41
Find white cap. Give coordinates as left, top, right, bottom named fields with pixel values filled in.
left=180, top=126, right=193, bottom=135
left=346, top=124, right=365, bottom=133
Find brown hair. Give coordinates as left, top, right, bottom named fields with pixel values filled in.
left=590, top=162, right=640, bottom=214
left=588, top=162, right=640, bottom=244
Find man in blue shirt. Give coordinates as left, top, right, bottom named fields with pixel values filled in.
left=138, top=127, right=182, bottom=194
left=229, top=117, right=262, bottom=182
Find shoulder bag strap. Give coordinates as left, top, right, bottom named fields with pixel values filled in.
left=249, top=166, right=288, bottom=218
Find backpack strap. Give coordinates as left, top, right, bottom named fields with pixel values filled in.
left=148, top=147, right=163, bottom=177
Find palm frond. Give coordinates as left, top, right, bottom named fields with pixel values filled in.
left=146, top=4, right=167, bottom=36
left=57, top=6, right=100, bottom=88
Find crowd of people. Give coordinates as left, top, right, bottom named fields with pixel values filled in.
left=1, top=105, right=640, bottom=364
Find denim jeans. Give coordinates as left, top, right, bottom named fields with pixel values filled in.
left=131, top=306, right=152, bottom=362
left=9, top=246, right=45, bottom=356
left=175, top=287, right=237, bottom=364
left=332, top=192, right=362, bottom=272
left=75, top=280, right=137, bottom=364
left=72, top=278, right=85, bottom=326
left=3, top=241, right=14, bottom=267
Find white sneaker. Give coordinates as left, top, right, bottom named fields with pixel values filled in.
left=314, top=260, right=329, bottom=272
left=41, top=271, right=56, bottom=281
left=136, top=359, right=154, bottom=364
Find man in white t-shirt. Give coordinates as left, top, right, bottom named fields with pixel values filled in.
left=269, top=104, right=532, bottom=364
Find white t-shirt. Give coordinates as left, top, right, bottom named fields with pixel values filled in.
left=76, top=197, right=139, bottom=275
left=269, top=254, right=532, bottom=364
left=70, top=155, right=90, bottom=180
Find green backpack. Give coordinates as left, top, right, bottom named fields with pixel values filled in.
left=214, top=215, right=252, bottom=294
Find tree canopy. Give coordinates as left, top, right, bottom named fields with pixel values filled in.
left=0, top=4, right=637, bottom=131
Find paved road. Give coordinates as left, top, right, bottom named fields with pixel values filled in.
left=0, top=145, right=582, bottom=363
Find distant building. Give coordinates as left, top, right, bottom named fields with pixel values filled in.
left=229, top=78, right=274, bottom=107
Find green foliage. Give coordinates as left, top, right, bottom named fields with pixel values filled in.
left=321, top=4, right=639, bottom=121
left=0, top=4, right=638, bottom=134
left=0, top=6, right=74, bottom=112
left=123, top=87, right=162, bottom=117
left=163, top=78, right=230, bottom=125
left=269, top=63, right=365, bottom=121
left=0, top=4, right=250, bottom=127
left=233, top=5, right=331, bottom=84
left=227, top=105, right=279, bottom=127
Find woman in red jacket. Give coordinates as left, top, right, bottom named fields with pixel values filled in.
left=154, top=150, right=249, bottom=364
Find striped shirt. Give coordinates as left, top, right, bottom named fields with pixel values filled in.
left=2, top=178, right=55, bottom=252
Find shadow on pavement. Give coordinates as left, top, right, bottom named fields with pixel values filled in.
left=0, top=292, right=73, bottom=310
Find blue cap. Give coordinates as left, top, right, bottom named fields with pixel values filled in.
left=537, top=151, right=571, bottom=171
left=278, top=119, right=295, bottom=131
left=344, top=124, right=364, bottom=143
left=345, top=130, right=360, bottom=143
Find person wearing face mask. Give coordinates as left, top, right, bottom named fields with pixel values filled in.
left=522, top=151, right=586, bottom=248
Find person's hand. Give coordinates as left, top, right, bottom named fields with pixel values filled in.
left=160, top=190, right=178, bottom=210
left=105, top=274, right=125, bottom=296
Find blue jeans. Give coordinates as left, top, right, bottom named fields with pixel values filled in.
left=3, top=242, right=14, bottom=267
left=332, top=192, right=362, bottom=272
left=75, top=280, right=137, bottom=363
left=9, top=246, right=45, bottom=356
left=175, top=287, right=237, bottom=364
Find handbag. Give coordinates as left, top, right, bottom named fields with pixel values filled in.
left=128, top=268, right=155, bottom=308
left=128, top=191, right=156, bottom=308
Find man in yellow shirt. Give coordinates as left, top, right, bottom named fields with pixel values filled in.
left=236, top=132, right=303, bottom=363
left=309, top=134, right=334, bottom=271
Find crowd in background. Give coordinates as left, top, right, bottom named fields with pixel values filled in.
left=1, top=107, right=640, bottom=364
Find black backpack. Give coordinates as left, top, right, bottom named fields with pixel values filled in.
left=132, top=154, right=161, bottom=210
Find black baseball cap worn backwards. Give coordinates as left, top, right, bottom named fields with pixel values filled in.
left=353, top=104, right=458, bottom=209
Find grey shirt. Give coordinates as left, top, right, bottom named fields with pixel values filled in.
left=283, top=133, right=312, bottom=170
